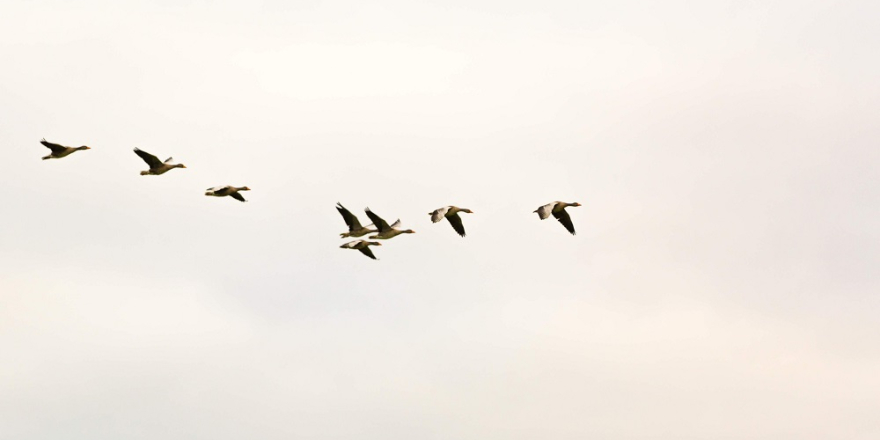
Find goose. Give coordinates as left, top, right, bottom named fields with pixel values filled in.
left=40, top=138, right=90, bottom=160
left=206, top=186, right=250, bottom=202
left=340, top=240, right=382, bottom=260
left=365, top=208, right=415, bottom=240
left=134, top=148, right=186, bottom=175
left=336, top=203, right=377, bottom=238
left=429, top=206, right=474, bottom=237
left=534, top=201, right=581, bottom=235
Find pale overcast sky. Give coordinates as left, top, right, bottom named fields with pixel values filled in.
left=1, top=1, right=878, bottom=439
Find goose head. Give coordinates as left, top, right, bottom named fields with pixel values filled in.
left=568, top=202, right=582, bottom=207
left=461, top=208, right=474, bottom=214
left=401, top=229, right=415, bottom=234
left=175, top=164, right=187, bottom=169
left=238, top=186, right=251, bottom=191
left=140, top=170, right=151, bottom=176
left=77, top=146, right=91, bottom=151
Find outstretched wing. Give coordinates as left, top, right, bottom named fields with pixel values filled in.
left=430, top=207, right=449, bottom=223
left=358, top=247, right=378, bottom=260
left=336, top=203, right=363, bottom=230
left=40, top=138, right=66, bottom=153
left=390, top=219, right=402, bottom=229
left=364, top=208, right=391, bottom=232
left=535, top=202, right=556, bottom=220
left=446, top=213, right=466, bottom=237
left=340, top=240, right=360, bottom=249
left=164, top=157, right=173, bottom=163
left=230, top=191, right=247, bottom=202
left=212, top=186, right=233, bottom=196
left=552, top=208, right=576, bottom=235
left=134, top=148, right=163, bottom=168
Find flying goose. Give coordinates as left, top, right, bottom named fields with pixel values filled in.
left=534, top=201, right=581, bottom=235
left=206, top=186, right=251, bottom=202
left=340, top=240, right=382, bottom=260
left=365, top=208, right=415, bottom=240
left=134, top=148, right=186, bottom=175
left=429, top=206, right=474, bottom=237
left=336, top=203, right=377, bottom=238
left=40, top=138, right=90, bottom=160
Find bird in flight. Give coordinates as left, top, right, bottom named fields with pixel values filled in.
left=134, top=148, right=186, bottom=175
left=429, top=206, right=474, bottom=237
left=336, top=203, right=377, bottom=238
left=206, top=186, right=251, bottom=202
left=40, top=138, right=90, bottom=160
left=365, top=208, right=415, bottom=240
left=534, top=201, right=581, bottom=235
left=340, top=240, right=382, bottom=260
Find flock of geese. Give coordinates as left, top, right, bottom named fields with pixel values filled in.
left=39, top=138, right=582, bottom=260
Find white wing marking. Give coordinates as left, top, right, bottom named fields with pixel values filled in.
left=536, top=202, right=556, bottom=220
left=431, top=207, right=449, bottom=223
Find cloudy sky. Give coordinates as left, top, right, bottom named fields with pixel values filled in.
left=1, top=1, right=878, bottom=438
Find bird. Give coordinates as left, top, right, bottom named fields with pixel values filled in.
left=336, top=203, right=377, bottom=238
left=340, top=240, right=382, bottom=260
left=134, top=148, right=186, bottom=175
left=40, top=138, right=90, bottom=160
left=364, top=208, right=415, bottom=240
left=205, top=186, right=251, bottom=202
left=534, top=201, right=582, bottom=235
left=429, top=206, right=474, bottom=237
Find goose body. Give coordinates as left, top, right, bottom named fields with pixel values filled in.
left=534, top=201, right=581, bottom=235
left=336, top=203, right=377, bottom=238
left=340, top=240, right=382, bottom=260
left=134, top=148, right=186, bottom=175
left=206, top=186, right=251, bottom=202
left=40, top=138, right=90, bottom=160
left=429, top=205, right=474, bottom=237
left=365, top=208, right=415, bottom=240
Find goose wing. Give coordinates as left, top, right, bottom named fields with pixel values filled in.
left=364, top=208, right=391, bottom=232
left=446, top=212, right=466, bottom=237
left=430, top=207, right=449, bottom=223
left=340, top=240, right=361, bottom=249
left=230, top=191, right=247, bottom=202
left=535, top=202, right=556, bottom=220
left=358, top=246, right=378, bottom=260
left=40, top=139, right=66, bottom=153
left=134, top=148, right=164, bottom=168
left=164, top=157, right=174, bottom=163
left=552, top=208, right=576, bottom=235
left=336, top=203, right=363, bottom=230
